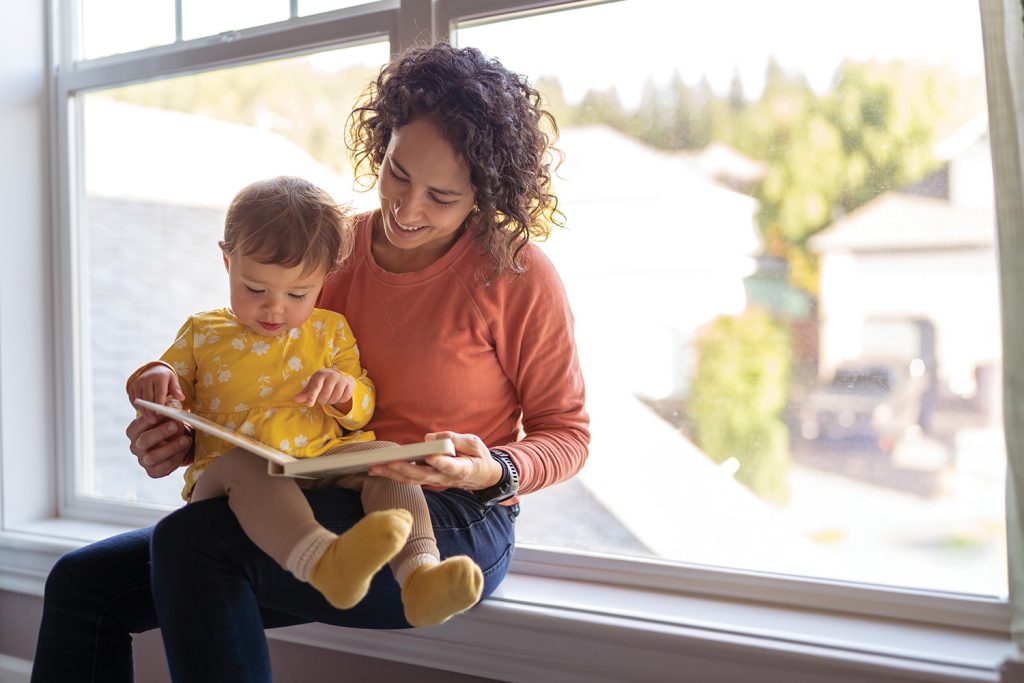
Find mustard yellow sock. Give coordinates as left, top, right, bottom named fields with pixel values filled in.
left=309, top=509, right=412, bottom=609
left=401, top=556, right=483, bottom=627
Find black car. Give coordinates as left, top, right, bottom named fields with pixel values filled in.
left=797, top=357, right=930, bottom=453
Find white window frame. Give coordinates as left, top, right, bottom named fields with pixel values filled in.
left=0, top=1, right=1015, bottom=679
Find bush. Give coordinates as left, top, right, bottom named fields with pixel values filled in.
left=688, top=309, right=792, bottom=503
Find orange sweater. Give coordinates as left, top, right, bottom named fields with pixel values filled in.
left=318, top=211, right=589, bottom=495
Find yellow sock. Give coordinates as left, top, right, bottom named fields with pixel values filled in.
left=309, top=509, right=412, bottom=609
left=401, top=556, right=483, bottom=627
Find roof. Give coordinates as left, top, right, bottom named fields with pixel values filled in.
left=809, top=192, right=994, bottom=252
left=84, top=97, right=378, bottom=211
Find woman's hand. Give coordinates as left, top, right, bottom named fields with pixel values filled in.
left=126, top=413, right=193, bottom=479
left=367, top=431, right=503, bottom=491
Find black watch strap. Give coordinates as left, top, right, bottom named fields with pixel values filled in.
left=472, top=448, right=520, bottom=507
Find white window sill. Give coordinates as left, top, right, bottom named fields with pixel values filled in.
left=1, top=518, right=1015, bottom=683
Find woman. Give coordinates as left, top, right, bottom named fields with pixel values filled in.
left=31, top=42, right=588, bottom=683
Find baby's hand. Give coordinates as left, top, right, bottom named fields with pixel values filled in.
left=295, top=368, right=355, bottom=408
left=128, top=364, right=185, bottom=423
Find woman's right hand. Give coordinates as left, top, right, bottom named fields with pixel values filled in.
left=126, top=414, right=193, bottom=478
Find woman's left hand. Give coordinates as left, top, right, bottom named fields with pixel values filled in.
left=367, top=431, right=503, bottom=491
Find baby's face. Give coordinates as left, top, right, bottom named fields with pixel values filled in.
left=224, top=253, right=326, bottom=336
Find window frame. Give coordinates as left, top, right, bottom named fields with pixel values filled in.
left=10, top=0, right=1010, bottom=641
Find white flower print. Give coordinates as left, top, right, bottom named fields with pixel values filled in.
left=194, top=333, right=207, bottom=347
left=259, top=386, right=273, bottom=398
left=218, top=370, right=231, bottom=383
left=294, top=435, right=308, bottom=448
left=234, top=403, right=248, bottom=412
left=265, top=408, right=276, bottom=418
left=240, top=421, right=256, bottom=436
left=209, top=397, right=221, bottom=410
left=225, top=421, right=237, bottom=430
left=251, top=341, right=270, bottom=356
left=173, top=361, right=190, bottom=377
left=279, top=439, right=291, bottom=453
left=207, top=333, right=220, bottom=345
left=231, top=337, right=246, bottom=350
left=203, top=371, right=214, bottom=388
left=288, top=328, right=301, bottom=340
left=287, top=356, right=303, bottom=371
left=174, top=338, right=187, bottom=349
left=312, top=320, right=324, bottom=334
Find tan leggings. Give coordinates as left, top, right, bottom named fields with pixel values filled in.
left=189, top=443, right=438, bottom=579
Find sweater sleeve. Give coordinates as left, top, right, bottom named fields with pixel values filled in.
left=322, top=314, right=376, bottom=431
left=487, top=248, right=590, bottom=495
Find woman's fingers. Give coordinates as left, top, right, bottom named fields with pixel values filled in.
left=126, top=416, right=190, bottom=478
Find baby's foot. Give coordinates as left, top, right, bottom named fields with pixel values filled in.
left=401, top=556, right=483, bottom=627
left=309, top=509, right=412, bottom=609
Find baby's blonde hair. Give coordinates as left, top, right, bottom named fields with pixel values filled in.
left=220, top=176, right=351, bottom=276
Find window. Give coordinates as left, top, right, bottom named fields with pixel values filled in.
left=43, top=0, right=1007, bottom=629
left=453, top=0, right=1004, bottom=599
left=79, top=42, right=389, bottom=506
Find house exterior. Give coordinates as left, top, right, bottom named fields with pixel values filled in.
left=810, top=116, right=998, bottom=405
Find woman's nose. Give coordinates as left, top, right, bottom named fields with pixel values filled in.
left=393, top=192, right=424, bottom=223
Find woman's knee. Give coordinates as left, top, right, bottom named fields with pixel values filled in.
left=152, top=497, right=238, bottom=563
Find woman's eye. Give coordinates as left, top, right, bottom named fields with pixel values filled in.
left=245, top=286, right=264, bottom=295
left=431, top=196, right=456, bottom=207
left=388, top=167, right=409, bottom=183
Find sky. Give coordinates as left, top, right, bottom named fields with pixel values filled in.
left=455, top=0, right=986, bottom=107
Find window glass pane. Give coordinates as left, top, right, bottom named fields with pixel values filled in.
left=299, top=0, right=374, bottom=16
left=81, top=0, right=176, bottom=59
left=457, top=0, right=1004, bottom=597
left=181, top=0, right=288, bottom=41
left=80, top=40, right=389, bottom=506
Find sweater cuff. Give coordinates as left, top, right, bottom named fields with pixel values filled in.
left=323, top=381, right=372, bottom=430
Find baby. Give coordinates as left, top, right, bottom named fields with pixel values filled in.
left=127, top=176, right=482, bottom=627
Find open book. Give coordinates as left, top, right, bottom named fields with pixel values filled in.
left=133, top=398, right=454, bottom=478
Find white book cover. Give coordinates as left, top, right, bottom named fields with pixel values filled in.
left=133, top=398, right=454, bottom=477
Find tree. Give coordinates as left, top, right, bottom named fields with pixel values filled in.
left=573, top=87, right=628, bottom=129
left=688, top=309, right=792, bottom=503
left=628, top=79, right=668, bottom=148
left=742, top=60, right=981, bottom=295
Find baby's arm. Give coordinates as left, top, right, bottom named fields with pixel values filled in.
left=293, top=313, right=375, bottom=429
left=127, top=363, right=186, bottom=422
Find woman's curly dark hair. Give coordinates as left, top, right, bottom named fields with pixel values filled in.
left=347, top=42, right=564, bottom=274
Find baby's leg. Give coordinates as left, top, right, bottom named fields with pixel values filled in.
left=361, top=469, right=483, bottom=627
left=190, top=449, right=410, bottom=610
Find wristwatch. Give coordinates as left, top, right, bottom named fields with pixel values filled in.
left=472, top=449, right=520, bottom=507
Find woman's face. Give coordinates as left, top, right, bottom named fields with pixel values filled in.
left=376, top=118, right=476, bottom=267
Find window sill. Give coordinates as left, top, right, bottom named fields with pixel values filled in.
left=1, top=519, right=1015, bottom=683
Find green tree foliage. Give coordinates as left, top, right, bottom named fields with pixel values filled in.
left=738, top=60, right=981, bottom=294
left=688, top=310, right=792, bottom=502
left=573, top=87, right=628, bottom=129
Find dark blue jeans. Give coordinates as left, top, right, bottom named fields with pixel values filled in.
left=31, top=487, right=516, bottom=683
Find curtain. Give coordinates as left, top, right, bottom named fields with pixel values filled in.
left=981, top=0, right=1024, bottom=653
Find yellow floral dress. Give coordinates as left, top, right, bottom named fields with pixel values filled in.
left=146, top=308, right=376, bottom=500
